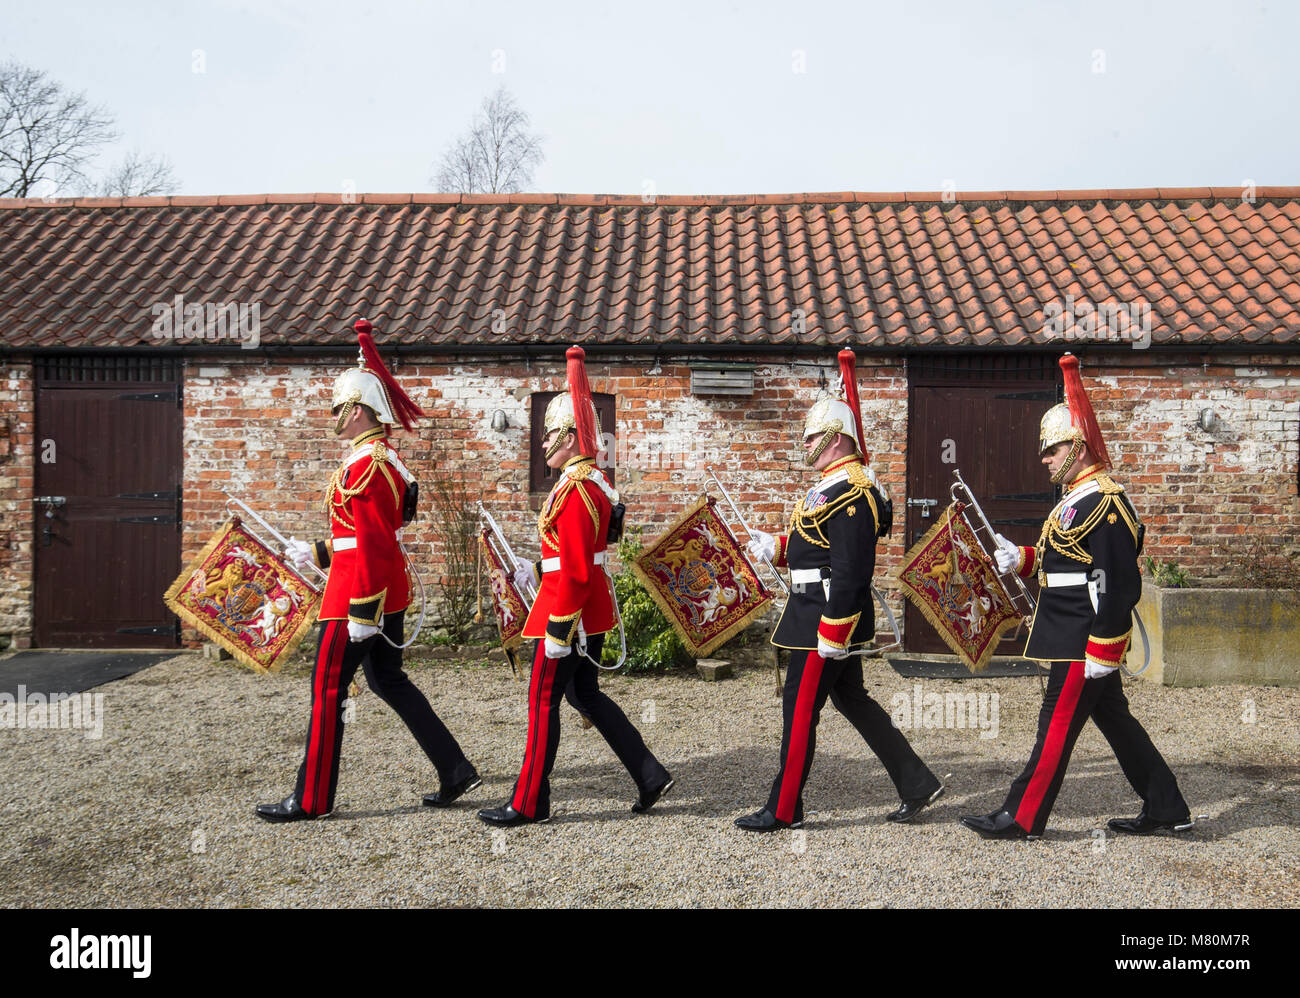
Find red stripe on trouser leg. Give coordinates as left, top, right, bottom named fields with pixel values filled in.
left=512, top=641, right=556, bottom=817
left=1014, top=660, right=1086, bottom=833
left=776, top=651, right=826, bottom=824
left=302, top=621, right=347, bottom=815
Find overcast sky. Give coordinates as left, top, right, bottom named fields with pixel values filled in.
left=4, top=0, right=1297, bottom=197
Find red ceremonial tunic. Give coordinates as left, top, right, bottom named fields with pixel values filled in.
left=522, top=456, right=617, bottom=643
left=313, top=427, right=412, bottom=624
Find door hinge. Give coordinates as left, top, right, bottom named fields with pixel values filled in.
left=117, top=391, right=178, bottom=403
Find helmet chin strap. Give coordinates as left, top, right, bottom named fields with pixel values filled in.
left=1050, top=438, right=1084, bottom=484
left=544, top=428, right=572, bottom=461
left=805, top=429, right=838, bottom=467
left=334, top=400, right=355, bottom=435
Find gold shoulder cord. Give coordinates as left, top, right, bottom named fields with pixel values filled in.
left=325, top=441, right=395, bottom=531
left=537, top=475, right=599, bottom=550
left=1034, top=474, right=1139, bottom=568
left=789, top=467, right=880, bottom=550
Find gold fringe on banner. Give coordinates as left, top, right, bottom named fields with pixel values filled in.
left=631, top=496, right=773, bottom=658
left=164, top=518, right=320, bottom=675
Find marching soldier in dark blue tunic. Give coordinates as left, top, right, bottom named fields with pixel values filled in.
left=960, top=354, right=1192, bottom=840
left=737, top=350, right=944, bottom=832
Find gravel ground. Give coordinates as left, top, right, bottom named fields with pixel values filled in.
left=1, top=650, right=1296, bottom=908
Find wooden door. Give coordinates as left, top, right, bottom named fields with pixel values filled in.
left=903, top=355, right=1059, bottom=654
left=33, top=356, right=182, bottom=647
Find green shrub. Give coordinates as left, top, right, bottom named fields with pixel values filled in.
left=601, top=528, right=694, bottom=673
left=1144, top=556, right=1190, bottom=588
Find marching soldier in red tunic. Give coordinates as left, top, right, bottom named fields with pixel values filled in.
left=960, top=354, right=1191, bottom=839
left=478, top=347, right=673, bottom=827
left=738, top=350, right=944, bottom=832
left=256, top=320, right=480, bottom=822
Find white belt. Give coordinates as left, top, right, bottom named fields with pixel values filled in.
left=541, top=552, right=606, bottom=573
left=790, top=568, right=831, bottom=600
left=1043, top=572, right=1088, bottom=587
left=332, top=532, right=402, bottom=552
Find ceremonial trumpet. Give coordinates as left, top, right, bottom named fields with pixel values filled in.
left=478, top=501, right=536, bottom=603
left=225, top=494, right=427, bottom=650
left=948, top=469, right=1037, bottom=619
left=706, top=468, right=903, bottom=658
left=477, top=501, right=626, bottom=672
left=225, top=496, right=327, bottom=589
left=948, top=469, right=1150, bottom=677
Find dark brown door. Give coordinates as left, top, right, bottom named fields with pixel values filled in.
left=903, top=355, right=1059, bottom=654
left=33, top=356, right=182, bottom=647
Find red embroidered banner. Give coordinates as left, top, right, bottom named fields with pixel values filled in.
left=632, top=497, right=772, bottom=657
left=478, top=528, right=530, bottom=657
left=892, top=502, right=1024, bottom=674
left=164, top=518, right=321, bottom=674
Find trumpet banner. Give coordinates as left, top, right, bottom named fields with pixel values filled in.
left=892, top=502, right=1023, bottom=674
left=632, top=497, right=772, bottom=657
left=164, top=518, right=321, bottom=674
left=478, top=528, right=529, bottom=654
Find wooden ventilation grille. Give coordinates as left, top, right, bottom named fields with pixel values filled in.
left=690, top=365, right=755, bottom=396
left=909, top=353, right=1062, bottom=382
left=36, top=355, right=180, bottom=384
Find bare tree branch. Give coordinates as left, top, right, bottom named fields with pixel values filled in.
left=432, top=86, right=543, bottom=194
left=97, top=149, right=180, bottom=197
left=0, top=61, right=117, bottom=197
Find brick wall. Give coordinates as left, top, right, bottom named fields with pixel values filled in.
left=180, top=355, right=909, bottom=640
left=1088, top=354, right=1300, bottom=582
left=0, top=364, right=34, bottom=647
left=178, top=350, right=1300, bottom=646
left=7, top=349, right=1295, bottom=650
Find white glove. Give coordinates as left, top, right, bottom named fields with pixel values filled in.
left=993, top=533, right=1019, bottom=575
left=1085, top=660, right=1118, bottom=679
left=544, top=637, right=570, bottom=659
left=817, top=639, right=849, bottom=660
left=285, top=536, right=314, bottom=571
left=348, top=621, right=380, bottom=643
left=513, top=557, right=536, bottom=593
left=747, top=529, right=776, bottom=564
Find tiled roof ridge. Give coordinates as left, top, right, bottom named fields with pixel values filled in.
left=3, top=187, right=1298, bottom=211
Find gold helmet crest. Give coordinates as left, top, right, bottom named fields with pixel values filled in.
left=543, top=392, right=600, bottom=452
left=1039, top=354, right=1112, bottom=485
left=802, top=349, right=867, bottom=466
left=1038, top=402, right=1082, bottom=454
left=1038, top=402, right=1084, bottom=484
left=802, top=397, right=860, bottom=465
left=331, top=319, right=424, bottom=433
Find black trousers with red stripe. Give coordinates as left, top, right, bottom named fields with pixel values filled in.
left=293, top=611, right=476, bottom=816
left=766, top=649, right=941, bottom=824
left=1002, top=660, right=1189, bottom=836
left=510, top=635, right=670, bottom=819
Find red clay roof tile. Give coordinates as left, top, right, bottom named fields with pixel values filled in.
left=2, top=189, right=1299, bottom=349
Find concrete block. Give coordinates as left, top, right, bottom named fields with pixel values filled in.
left=202, top=642, right=232, bottom=661
left=696, top=659, right=733, bottom=681
left=1138, top=582, right=1300, bottom=686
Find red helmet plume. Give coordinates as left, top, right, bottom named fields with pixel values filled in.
left=566, top=345, right=599, bottom=458
left=837, top=348, right=869, bottom=462
left=354, top=318, right=425, bottom=432
left=1060, top=353, right=1111, bottom=470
